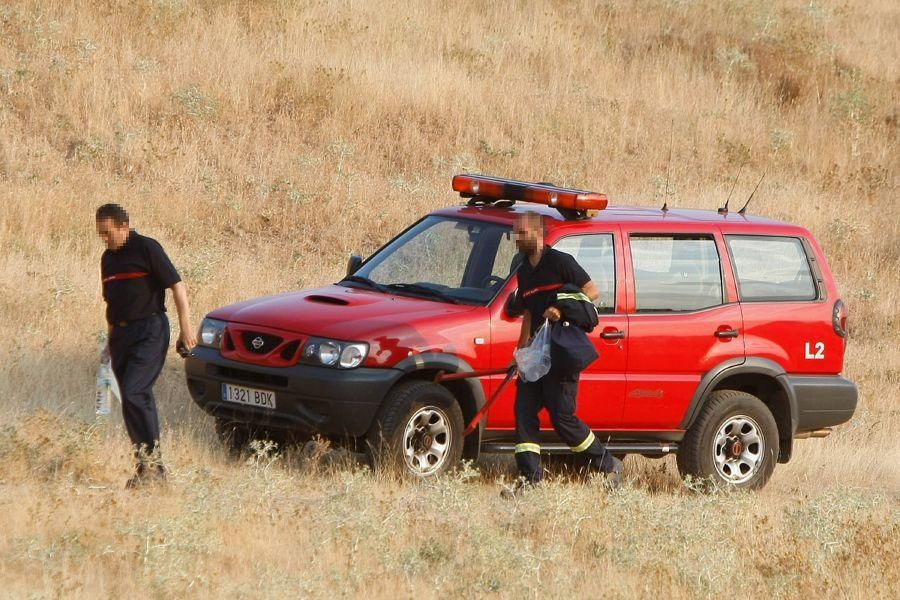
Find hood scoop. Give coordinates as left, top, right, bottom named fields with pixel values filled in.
left=306, top=294, right=350, bottom=306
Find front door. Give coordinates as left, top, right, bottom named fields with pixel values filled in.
left=622, top=231, right=745, bottom=430
left=486, top=230, right=627, bottom=431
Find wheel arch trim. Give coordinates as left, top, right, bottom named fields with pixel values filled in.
left=392, top=352, right=486, bottom=460
left=680, top=357, right=799, bottom=462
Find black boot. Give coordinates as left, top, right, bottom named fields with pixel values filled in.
left=125, top=462, right=147, bottom=489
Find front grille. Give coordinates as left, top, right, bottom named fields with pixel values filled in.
left=241, top=331, right=283, bottom=354
left=213, top=365, right=289, bottom=388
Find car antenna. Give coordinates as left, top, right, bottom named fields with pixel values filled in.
left=662, top=120, right=674, bottom=212
left=718, top=157, right=746, bottom=215
left=738, top=169, right=766, bottom=215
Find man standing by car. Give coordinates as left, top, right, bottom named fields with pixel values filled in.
left=96, top=203, right=196, bottom=488
left=509, top=211, right=622, bottom=492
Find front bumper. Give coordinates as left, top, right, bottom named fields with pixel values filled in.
left=185, top=346, right=403, bottom=436
left=788, top=375, right=858, bottom=432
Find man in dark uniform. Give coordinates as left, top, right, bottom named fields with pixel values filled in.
left=96, top=203, right=196, bottom=488
left=509, top=211, right=622, bottom=491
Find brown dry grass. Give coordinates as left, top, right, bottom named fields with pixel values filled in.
left=0, top=0, right=897, bottom=597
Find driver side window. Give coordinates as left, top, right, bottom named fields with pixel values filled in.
left=490, top=229, right=521, bottom=281
left=553, top=234, right=616, bottom=313
left=368, top=219, right=474, bottom=287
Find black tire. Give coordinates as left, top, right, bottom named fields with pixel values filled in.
left=366, top=380, right=464, bottom=478
left=676, top=390, right=778, bottom=490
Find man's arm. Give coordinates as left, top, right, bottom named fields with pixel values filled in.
left=582, top=280, right=600, bottom=302
left=171, top=281, right=197, bottom=350
left=516, top=310, right=532, bottom=349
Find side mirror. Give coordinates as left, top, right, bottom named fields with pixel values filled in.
left=347, top=255, right=363, bottom=276
left=504, top=290, right=524, bottom=318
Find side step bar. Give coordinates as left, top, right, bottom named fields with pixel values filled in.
left=481, top=442, right=678, bottom=455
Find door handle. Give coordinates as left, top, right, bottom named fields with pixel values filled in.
left=600, top=330, right=626, bottom=340
left=715, top=329, right=739, bottom=338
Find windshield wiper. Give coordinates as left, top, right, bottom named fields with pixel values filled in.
left=385, top=283, right=460, bottom=304
left=341, top=275, right=389, bottom=293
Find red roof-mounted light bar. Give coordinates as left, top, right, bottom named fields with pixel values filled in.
left=452, top=174, right=608, bottom=218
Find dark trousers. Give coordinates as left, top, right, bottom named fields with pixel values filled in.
left=514, top=367, right=621, bottom=483
left=109, top=313, right=170, bottom=462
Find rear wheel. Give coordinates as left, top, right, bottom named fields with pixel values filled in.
left=676, top=390, right=778, bottom=489
left=367, top=380, right=464, bottom=477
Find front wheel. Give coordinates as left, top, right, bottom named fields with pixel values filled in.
left=676, top=390, right=778, bottom=489
left=366, top=381, right=464, bottom=477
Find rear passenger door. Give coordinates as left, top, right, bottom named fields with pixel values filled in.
left=622, top=232, right=745, bottom=429
left=724, top=235, right=840, bottom=374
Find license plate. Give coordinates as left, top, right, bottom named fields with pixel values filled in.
left=221, top=383, right=276, bottom=410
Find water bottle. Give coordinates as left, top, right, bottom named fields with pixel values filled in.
left=95, top=360, right=112, bottom=416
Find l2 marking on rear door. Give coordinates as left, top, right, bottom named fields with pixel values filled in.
left=805, top=342, right=825, bottom=360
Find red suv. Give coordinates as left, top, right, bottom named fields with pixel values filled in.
left=185, top=175, right=857, bottom=488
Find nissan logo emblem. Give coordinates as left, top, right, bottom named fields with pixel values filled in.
left=251, top=336, right=265, bottom=350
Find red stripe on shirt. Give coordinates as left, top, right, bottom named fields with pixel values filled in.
left=522, top=283, right=564, bottom=298
left=102, top=272, right=149, bottom=284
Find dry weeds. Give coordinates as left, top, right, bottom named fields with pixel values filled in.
left=0, top=0, right=897, bottom=597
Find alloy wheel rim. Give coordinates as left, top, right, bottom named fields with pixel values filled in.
left=402, top=406, right=452, bottom=476
left=712, top=414, right=765, bottom=484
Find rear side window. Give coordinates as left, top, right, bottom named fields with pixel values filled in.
left=630, top=235, right=723, bottom=312
left=553, top=234, right=616, bottom=313
left=726, top=235, right=817, bottom=301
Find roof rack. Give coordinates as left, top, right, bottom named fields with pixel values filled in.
left=451, top=174, right=608, bottom=221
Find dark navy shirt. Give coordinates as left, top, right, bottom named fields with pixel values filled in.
left=101, top=230, right=181, bottom=324
left=515, top=246, right=591, bottom=335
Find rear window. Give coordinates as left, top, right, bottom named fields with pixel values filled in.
left=726, top=235, right=817, bottom=301
left=629, top=235, right=723, bottom=312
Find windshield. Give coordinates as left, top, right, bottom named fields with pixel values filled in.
left=341, top=216, right=519, bottom=305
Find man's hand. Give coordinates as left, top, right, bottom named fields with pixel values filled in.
left=178, top=327, right=197, bottom=352
left=543, top=306, right=562, bottom=322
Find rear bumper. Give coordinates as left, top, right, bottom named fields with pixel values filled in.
left=788, top=375, right=858, bottom=432
left=184, top=346, right=403, bottom=436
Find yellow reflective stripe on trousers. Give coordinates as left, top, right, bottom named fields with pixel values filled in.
left=515, top=443, right=541, bottom=454
left=571, top=431, right=596, bottom=453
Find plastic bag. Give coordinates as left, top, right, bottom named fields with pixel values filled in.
left=95, top=361, right=113, bottom=416
left=514, top=319, right=552, bottom=382
left=95, top=344, right=121, bottom=416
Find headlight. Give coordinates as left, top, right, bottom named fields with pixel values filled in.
left=339, top=344, right=367, bottom=368
left=318, top=341, right=340, bottom=366
left=198, top=318, right=227, bottom=348
left=301, top=338, right=369, bottom=369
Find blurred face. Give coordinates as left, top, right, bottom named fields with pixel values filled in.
left=514, top=216, right=543, bottom=255
left=96, top=218, right=130, bottom=250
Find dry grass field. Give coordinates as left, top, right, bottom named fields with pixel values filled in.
left=0, top=0, right=898, bottom=597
